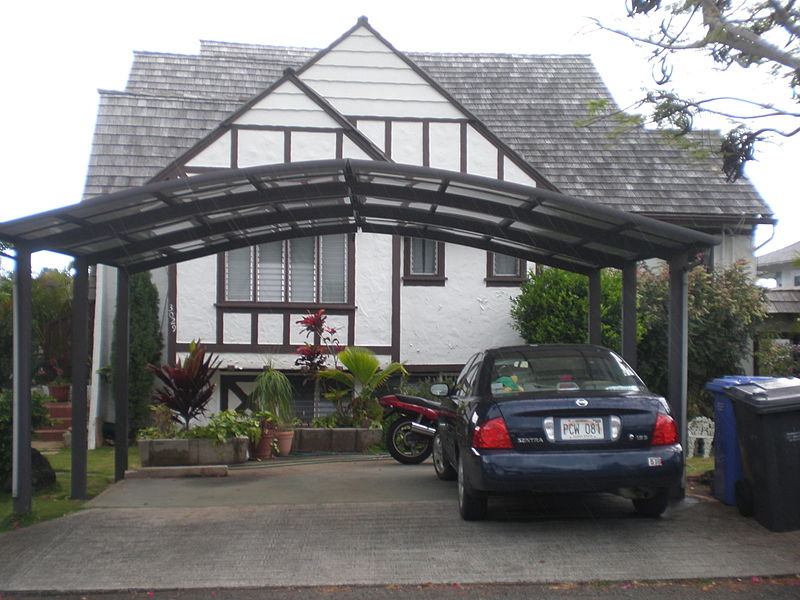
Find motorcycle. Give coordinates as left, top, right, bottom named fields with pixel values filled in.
left=379, top=393, right=454, bottom=464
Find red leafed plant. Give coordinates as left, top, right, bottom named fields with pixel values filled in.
left=147, top=340, right=221, bottom=431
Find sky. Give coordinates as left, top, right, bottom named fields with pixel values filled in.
left=1, top=0, right=797, bottom=273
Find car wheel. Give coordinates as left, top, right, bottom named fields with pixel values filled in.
left=386, top=417, right=433, bottom=464
left=632, top=488, right=670, bottom=518
left=433, top=431, right=456, bottom=481
left=458, top=453, right=487, bottom=520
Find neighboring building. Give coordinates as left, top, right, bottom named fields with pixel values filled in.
left=757, top=240, right=800, bottom=288
left=83, top=18, right=772, bottom=437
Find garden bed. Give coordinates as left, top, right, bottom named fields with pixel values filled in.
left=138, top=437, right=249, bottom=467
left=293, top=428, right=382, bottom=454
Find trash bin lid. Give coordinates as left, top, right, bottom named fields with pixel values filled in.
left=706, top=376, right=773, bottom=392
left=725, top=377, right=800, bottom=413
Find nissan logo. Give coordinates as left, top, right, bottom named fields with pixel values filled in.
left=575, top=399, right=589, bottom=407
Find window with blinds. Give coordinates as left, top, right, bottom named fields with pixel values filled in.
left=410, top=238, right=438, bottom=275
left=224, top=234, right=347, bottom=303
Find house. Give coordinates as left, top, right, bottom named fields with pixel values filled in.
left=82, top=18, right=771, bottom=436
left=757, top=240, right=800, bottom=288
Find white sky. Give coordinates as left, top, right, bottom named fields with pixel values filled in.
left=1, top=0, right=797, bottom=272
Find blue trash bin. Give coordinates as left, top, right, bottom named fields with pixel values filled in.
left=705, top=376, right=772, bottom=505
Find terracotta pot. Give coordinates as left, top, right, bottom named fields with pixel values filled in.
left=252, top=425, right=276, bottom=460
left=276, top=430, right=295, bottom=456
left=47, top=384, right=71, bottom=403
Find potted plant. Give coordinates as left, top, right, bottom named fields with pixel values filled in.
left=250, top=363, right=296, bottom=457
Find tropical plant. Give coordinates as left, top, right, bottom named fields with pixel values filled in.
left=317, top=347, right=407, bottom=427
left=147, top=340, right=220, bottom=431
left=249, top=364, right=295, bottom=428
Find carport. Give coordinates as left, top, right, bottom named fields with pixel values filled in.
left=0, top=158, right=717, bottom=513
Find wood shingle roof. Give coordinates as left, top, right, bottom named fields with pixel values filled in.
left=83, top=37, right=771, bottom=229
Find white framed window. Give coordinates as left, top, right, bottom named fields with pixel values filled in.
left=224, top=234, right=348, bottom=303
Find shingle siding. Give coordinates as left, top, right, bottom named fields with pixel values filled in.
left=82, top=39, right=771, bottom=226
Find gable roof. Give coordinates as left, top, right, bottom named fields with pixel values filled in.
left=83, top=22, right=772, bottom=229
left=757, top=240, right=800, bottom=267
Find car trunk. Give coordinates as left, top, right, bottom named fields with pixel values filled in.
left=494, top=395, right=663, bottom=451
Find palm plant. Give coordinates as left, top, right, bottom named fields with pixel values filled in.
left=317, top=347, right=406, bottom=426
left=250, top=364, right=295, bottom=428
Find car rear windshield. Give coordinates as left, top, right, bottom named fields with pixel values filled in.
left=489, top=348, right=648, bottom=397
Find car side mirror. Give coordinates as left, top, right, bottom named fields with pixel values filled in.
left=430, top=383, right=450, bottom=397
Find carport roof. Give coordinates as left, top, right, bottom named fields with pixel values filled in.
left=0, top=159, right=718, bottom=274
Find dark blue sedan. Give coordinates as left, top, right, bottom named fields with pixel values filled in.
left=431, top=345, right=683, bottom=520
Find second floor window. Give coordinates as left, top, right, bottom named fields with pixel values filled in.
left=225, top=234, right=348, bottom=303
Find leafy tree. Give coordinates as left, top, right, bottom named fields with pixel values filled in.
left=112, top=271, right=163, bottom=436
left=510, top=262, right=767, bottom=416
left=0, top=389, right=50, bottom=486
left=0, top=268, right=73, bottom=390
left=510, top=267, right=622, bottom=351
left=593, top=0, right=800, bottom=181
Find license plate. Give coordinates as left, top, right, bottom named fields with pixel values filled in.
left=560, top=417, right=604, bottom=441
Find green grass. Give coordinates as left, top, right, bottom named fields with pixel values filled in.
left=686, top=456, right=714, bottom=477
left=1, top=446, right=140, bottom=533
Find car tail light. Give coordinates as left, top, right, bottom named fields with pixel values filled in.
left=472, top=417, right=514, bottom=449
left=651, top=413, right=679, bottom=446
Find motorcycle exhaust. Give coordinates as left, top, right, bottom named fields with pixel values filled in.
left=410, top=422, right=436, bottom=437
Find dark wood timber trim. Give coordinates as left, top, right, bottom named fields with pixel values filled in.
left=284, top=131, right=291, bottom=163
left=460, top=122, right=467, bottom=173
left=230, top=128, right=238, bottom=168
left=422, top=121, right=430, bottom=167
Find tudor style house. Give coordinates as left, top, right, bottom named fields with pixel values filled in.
left=83, top=18, right=772, bottom=437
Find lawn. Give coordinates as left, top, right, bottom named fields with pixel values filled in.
left=1, top=446, right=140, bottom=533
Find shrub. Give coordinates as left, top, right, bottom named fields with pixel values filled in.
left=0, top=390, right=51, bottom=482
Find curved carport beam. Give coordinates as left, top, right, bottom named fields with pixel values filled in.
left=0, top=159, right=718, bottom=502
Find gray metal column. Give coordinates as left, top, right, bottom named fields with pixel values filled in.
left=70, top=257, right=89, bottom=499
left=587, top=269, right=602, bottom=345
left=668, top=252, right=689, bottom=496
left=621, top=262, right=637, bottom=369
left=12, top=246, right=32, bottom=514
left=114, top=268, right=130, bottom=481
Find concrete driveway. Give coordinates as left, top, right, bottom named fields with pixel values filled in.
left=1, top=455, right=799, bottom=593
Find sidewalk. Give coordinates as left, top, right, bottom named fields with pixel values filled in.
left=1, top=456, right=799, bottom=593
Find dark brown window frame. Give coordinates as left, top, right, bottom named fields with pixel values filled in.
left=485, top=252, right=527, bottom=287
left=403, top=238, right=446, bottom=286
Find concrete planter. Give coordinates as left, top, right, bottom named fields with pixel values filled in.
left=294, top=428, right=382, bottom=454
left=138, top=437, right=249, bottom=467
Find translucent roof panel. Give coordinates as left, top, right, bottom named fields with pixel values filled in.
left=0, top=159, right=718, bottom=274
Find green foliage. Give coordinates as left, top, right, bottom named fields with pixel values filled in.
left=756, top=339, right=800, bottom=378
left=317, top=347, right=407, bottom=427
left=148, top=340, right=220, bottom=431
left=510, top=267, right=622, bottom=351
left=635, top=263, right=766, bottom=417
left=249, top=364, right=295, bottom=428
left=510, top=262, right=767, bottom=417
left=138, top=409, right=262, bottom=445
left=0, top=268, right=73, bottom=390
left=0, top=390, right=51, bottom=483
left=112, top=272, right=163, bottom=437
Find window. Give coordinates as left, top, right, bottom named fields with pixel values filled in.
left=403, top=238, right=445, bottom=285
left=794, top=275, right=800, bottom=287
left=224, top=234, right=348, bottom=303
left=486, top=252, right=526, bottom=286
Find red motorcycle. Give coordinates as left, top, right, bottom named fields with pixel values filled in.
left=379, top=393, right=454, bottom=464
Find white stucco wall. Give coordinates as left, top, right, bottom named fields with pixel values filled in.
left=176, top=255, right=217, bottom=344
left=714, top=231, right=755, bottom=274
left=401, top=244, right=524, bottom=366
left=354, top=233, right=393, bottom=347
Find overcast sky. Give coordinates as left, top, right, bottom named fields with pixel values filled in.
left=1, top=0, right=797, bottom=272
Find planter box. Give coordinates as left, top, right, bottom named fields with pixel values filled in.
left=138, top=437, right=249, bottom=467
left=294, top=428, right=382, bottom=454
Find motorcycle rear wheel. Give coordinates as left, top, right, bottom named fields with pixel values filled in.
left=387, top=417, right=433, bottom=464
